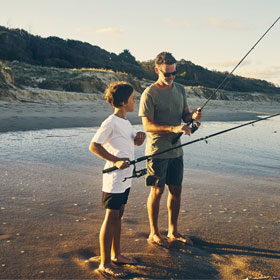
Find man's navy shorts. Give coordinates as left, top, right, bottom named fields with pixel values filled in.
left=146, top=156, right=183, bottom=188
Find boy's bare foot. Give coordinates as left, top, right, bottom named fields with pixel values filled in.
left=95, top=264, right=127, bottom=278
left=167, top=233, right=194, bottom=246
left=111, top=255, right=137, bottom=265
left=147, top=234, right=169, bottom=248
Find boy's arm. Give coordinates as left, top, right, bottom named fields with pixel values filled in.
left=134, top=132, right=146, bottom=146
left=89, top=142, right=130, bottom=169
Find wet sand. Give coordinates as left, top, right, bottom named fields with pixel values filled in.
left=1, top=98, right=280, bottom=279
left=0, top=160, right=279, bottom=279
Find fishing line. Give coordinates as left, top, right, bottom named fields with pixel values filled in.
left=201, top=16, right=280, bottom=110
left=173, top=16, right=280, bottom=144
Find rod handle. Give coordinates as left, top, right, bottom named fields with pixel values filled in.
left=172, top=132, right=183, bottom=144
left=172, top=121, right=201, bottom=144
left=102, top=166, right=118, bottom=173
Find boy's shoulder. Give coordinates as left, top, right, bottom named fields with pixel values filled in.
left=100, top=114, right=130, bottom=128
left=101, top=114, right=114, bottom=124
left=102, top=114, right=128, bottom=126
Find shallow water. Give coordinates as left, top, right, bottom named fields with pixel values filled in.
left=0, top=116, right=279, bottom=178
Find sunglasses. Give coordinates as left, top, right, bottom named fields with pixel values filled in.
left=158, top=69, right=177, bottom=77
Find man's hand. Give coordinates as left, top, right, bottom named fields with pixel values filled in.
left=134, top=131, right=146, bottom=146
left=115, top=158, right=130, bottom=169
left=192, top=107, right=202, bottom=121
left=173, top=124, right=191, bottom=136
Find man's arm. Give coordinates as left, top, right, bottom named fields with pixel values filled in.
left=182, top=106, right=202, bottom=123
left=142, top=116, right=191, bottom=135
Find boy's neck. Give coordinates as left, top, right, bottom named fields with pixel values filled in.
left=114, top=107, right=127, bottom=119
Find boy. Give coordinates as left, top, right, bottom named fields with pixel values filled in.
left=89, top=81, right=146, bottom=278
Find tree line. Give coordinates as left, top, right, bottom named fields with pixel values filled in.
left=0, top=25, right=279, bottom=94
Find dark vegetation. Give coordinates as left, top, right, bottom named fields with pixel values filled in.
left=0, top=25, right=279, bottom=94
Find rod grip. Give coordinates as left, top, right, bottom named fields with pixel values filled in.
left=102, top=166, right=118, bottom=173
left=172, top=133, right=183, bottom=144
left=172, top=121, right=201, bottom=144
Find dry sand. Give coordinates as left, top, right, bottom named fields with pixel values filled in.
left=1, top=98, right=280, bottom=279
left=0, top=97, right=279, bottom=132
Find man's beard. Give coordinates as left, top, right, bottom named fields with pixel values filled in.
left=160, top=77, right=173, bottom=86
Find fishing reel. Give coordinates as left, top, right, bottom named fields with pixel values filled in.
left=172, top=119, right=201, bottom=144
left=189, top=119, right=201, bottom=134
left=122, top=163, right=147, bottom=182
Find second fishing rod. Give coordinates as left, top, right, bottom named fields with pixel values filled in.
left=103, top=112, right=280, bottom=174
left=172, top=16, right=280, bottom=145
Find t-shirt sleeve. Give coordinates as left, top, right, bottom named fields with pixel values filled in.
left=138, top=91, right=154, bottom=117
left=91, top=121, right=113, bottom=145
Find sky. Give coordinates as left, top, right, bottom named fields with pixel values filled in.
left=1, top=0, right=280, bottom=86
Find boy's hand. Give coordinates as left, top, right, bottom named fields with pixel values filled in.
left=134, top=132, right=146, bottom=146
left=115, top=158, right=130, bottom=169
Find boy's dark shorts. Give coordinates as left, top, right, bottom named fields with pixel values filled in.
left=102, top=188, right=130, bottom=210
left=146, top=156, right=183, bottom=188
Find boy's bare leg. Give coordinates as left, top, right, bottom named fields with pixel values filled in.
left=96, top=209, right=126, bottom=278
left=99, top=209, right=125, bottom=274
left=111, top=204, right=136, bottom=264
left=99, top=209, right=118, bottom=266
left=147, top=186, right=169, bottom=248
left=167, top=185, right=193, bottom=245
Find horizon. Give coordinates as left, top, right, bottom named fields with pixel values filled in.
left=1, top=0, right=279, bottom=85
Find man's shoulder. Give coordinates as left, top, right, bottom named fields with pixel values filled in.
left=173, top=82, right=185, bottom=91
left=142, top=83, right=157, bottom=95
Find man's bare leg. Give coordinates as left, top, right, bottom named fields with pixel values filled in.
left=147, top=185, right=169, bottom=248
left=167, top=184, right=193, bottom=245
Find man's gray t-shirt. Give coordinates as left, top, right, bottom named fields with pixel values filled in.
left=138, top=82, right=188, bottom=159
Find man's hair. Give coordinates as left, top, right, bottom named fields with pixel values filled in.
left=104, top=81, right=133, bottom=108
left=155, top=52, right=177, bottom=66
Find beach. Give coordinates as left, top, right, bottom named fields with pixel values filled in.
left=1, top=97, right=280, bottom=132
left=0, top=98, right=280, bottom=279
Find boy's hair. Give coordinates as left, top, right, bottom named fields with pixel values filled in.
left=104, top=81, right=133, bottom=108
left=155, top=52, right=177, bottom=66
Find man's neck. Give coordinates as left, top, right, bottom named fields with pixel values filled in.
left=154, top=80, right=173, bottom=90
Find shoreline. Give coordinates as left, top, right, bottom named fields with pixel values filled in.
left=1, top=98, right=279, bottom=133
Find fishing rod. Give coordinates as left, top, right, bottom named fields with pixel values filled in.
left=172, top=16, right=280, bottom=144
left=103, top=112, right=280, bottom=175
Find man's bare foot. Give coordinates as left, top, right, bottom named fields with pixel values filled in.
left=147, top=234, right=169, bottom=248
left=167, top=233, right=194, bottom=246
left=96, top=264, right=127, bottom=278
left=111, top=254, right=137, bottom=265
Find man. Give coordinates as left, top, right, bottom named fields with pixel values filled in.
left=138, top=52, right=202, bottom=248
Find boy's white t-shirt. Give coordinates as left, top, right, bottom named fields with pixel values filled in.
left=91, top=114, right=136, bottom=193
